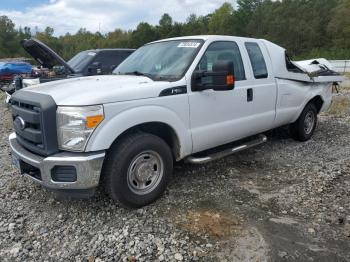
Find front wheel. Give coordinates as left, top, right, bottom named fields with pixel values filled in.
left=103, top=132, right=173, bottom=208
left=289, top=103, right=318, bottom=142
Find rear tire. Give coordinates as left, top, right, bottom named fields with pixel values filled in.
left=289, top=103, right=317, bottom=142
left=103, top=132, right=173, bottom=208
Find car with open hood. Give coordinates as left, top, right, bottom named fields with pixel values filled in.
left=8, top=38, right=134, bottom=94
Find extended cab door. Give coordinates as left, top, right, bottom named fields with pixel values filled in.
left=243, top=41, right=277, bottom=132
left=188, top=40, right=257, bottom=153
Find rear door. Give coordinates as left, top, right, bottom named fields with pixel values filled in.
left=244, top=41, right=277, bottom=131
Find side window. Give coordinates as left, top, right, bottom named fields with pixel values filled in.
left=112, top=51, right=134, bottom=68
left=93, top=51, right=133, bottom=73
left=94, top=52, right=112, bottom=68
left=245, top=42, right=268, bottom=79
left=196, top=41, right=246, bottom=81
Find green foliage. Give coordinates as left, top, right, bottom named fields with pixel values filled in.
left=0, top=0, right=349, bottom=60
left=327, top=0, right=350, bottom=49
left=208, top=2, right=235, bottom=35
left=182, top=14, right=210, bottom=35
left=158, top=13, right=173, bottom=38
left=294, top=48, right=350, bottom=60
left=131, top=22, right=158, bottom=48
left=0, top=16, right=18, bottom=57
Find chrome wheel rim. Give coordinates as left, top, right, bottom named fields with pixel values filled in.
left=127, top=150, right=164, bottom=195
left=304, top=111, right=315, bottom=135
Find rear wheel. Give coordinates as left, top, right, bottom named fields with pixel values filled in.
left=103, top=132, right=173, bottom=208
left=289, top=103, right=318, bottom=141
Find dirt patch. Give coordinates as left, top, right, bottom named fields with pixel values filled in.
left=173, top=209, right=271, bottom=261
left=174, top=209, right=242, bottom=240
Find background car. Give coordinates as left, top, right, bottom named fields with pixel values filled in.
left=8, top=38, right=135, bottom=95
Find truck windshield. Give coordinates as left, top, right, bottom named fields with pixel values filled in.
left=113, top=40, right=204, bottom=81
left=68, top=51, right=96, bottom=73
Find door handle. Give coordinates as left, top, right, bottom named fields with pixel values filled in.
left=247, top=88, right=253, bottom=102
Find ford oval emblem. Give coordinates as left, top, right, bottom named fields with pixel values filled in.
left=15, top=116, right=26, bottom=130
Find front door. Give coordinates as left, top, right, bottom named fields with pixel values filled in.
left=188, top=41, right=256, bottom=153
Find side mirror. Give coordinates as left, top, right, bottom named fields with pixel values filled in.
left=13, top=75, right=23, bottom=91
left=191, top=60, right=235, bottom=91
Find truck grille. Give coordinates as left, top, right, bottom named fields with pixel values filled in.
left=11, top=91, right=58, bottom=156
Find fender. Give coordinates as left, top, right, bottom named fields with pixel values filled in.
left=290, top=82, right=331, bottom=123
left=85, top=104, right=193, bottom=159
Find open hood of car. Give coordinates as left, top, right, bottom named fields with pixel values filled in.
left=21, top=38, right=75, bottom=74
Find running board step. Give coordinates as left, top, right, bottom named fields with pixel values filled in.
left=185, top=134, right=267, bottom=164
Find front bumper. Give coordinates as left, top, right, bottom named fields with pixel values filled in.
left=9, top=132, right=105, bottom=190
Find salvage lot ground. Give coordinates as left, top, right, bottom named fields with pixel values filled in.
left=0, top=81, right=349, bottom=261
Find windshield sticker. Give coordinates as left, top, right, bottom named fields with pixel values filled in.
left=88, top=52, right=97, bottom=56
left=178, top=42, right=201, bottom=48
left=155, top=64, right=162, bottom=71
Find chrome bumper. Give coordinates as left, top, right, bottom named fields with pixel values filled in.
left=9, top=133, right=105, bottom=190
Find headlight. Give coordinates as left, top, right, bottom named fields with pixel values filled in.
left=57, top=105, right=104, bottom=151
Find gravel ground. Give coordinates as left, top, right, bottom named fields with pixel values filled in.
left=0, top=86, right=349, bottom=261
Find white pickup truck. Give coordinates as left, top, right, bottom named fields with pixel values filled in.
left=9, top=35, right=343, bottom=207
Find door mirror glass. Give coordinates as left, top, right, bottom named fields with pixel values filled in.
left=192, top=60, right=235, bottom=91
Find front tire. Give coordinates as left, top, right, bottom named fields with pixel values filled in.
left=103, top=132, right=173, bottom=208
left=289, top=103, right=318, bottom=142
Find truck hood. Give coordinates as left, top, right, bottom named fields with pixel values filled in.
left=21, top=38, right=75, bottom=74
left=22, top=75, right=174, bottom=106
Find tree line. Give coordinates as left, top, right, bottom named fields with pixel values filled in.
left=0, top=0, right=349, bottom=61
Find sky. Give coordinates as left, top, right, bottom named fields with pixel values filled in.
left=0, top=0, right=234, bottom=35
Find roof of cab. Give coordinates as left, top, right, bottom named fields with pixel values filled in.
left=151, top=35, right=263, bottom=43
left=84, top=48, right=136, bottom=52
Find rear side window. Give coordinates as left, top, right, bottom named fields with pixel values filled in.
left=245, top=42, right=268, bottom=79
left=285, top=53, right=304, bottom=73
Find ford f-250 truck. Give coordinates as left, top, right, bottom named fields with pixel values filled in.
left=9, top=35, right=343, bottom=208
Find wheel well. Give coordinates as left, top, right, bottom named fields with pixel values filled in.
left=113, top=122, right=181, bottom=160
left=308, top=96, right=324, bottom=113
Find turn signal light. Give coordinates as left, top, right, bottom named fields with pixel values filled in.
left=86, top=115, right=104, bottom=129
left=226, top=75, right=234, bottom=85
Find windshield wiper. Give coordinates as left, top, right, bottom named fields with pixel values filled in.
left=117, top=71, right=174, bottom=81
left=123, top=71, right=154, bottom=79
